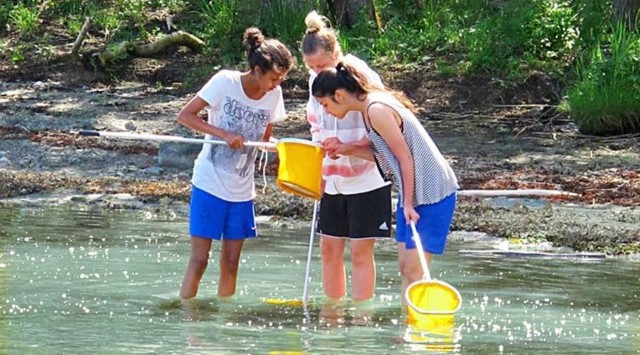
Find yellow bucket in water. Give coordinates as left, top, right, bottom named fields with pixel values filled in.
left=405, top=279, right=461, bottom=334
left=275, top=138, right=323, bottom=200
left=404, top=221, right=462, bottom=334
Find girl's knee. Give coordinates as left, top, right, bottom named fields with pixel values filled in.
left=350, top=246, right=374, bottom=267
left=189, top=254, right=209, bottom=272
left=321, top=238, right=345, bottom=259
left=400, top=261, right=423, bottom=283
left=220, top=253, right=241, bottom=271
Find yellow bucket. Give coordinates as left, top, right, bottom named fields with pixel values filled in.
left=275, top=138, right=323, bottom=200
left=405, top=279, right=461, bottom=333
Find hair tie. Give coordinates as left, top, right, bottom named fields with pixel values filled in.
left=335, top=62, right=350, bottom=88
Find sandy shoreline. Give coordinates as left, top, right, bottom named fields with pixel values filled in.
left=1, top=80, right=638, bottom=255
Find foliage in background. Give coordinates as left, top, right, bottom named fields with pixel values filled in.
left=8, top=2, right=40, bottom=39
left=258, top=0, right=310, bottom=54
left=567, top=23, right=640, bottom=135
left=0, top=0, right=638, bottom=135
left=196, top=0, right=244, bottom=64
left=345, top=0, right=582, bottom=76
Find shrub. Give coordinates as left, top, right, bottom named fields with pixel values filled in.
left=568, top=23, right=640, bottom=135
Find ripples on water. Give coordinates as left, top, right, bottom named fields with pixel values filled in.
left=0, top=206, right=638, bottom=353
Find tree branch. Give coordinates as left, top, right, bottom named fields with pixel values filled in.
left=71, top=17, right=92, bottom=57
left=92, top=31, right=205, bottom=67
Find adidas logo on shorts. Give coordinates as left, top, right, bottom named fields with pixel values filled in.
left=379, top=222, right=389, bottom=230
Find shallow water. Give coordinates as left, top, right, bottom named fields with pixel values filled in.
left=0, top=206, right=638, bottom=354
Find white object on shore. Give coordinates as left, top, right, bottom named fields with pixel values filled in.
left=458, top=249, right=606, bottom=259
left=458, top=189, right=578, bottom=197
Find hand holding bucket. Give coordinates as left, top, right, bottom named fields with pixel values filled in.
left=405, top=221, right=462, bottom=332
left=273, top=138, right=323, bottom=200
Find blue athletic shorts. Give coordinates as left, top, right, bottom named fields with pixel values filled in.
left=189, top=186, right=257, bottom=240
left=395, top=192, right=456, bottom=253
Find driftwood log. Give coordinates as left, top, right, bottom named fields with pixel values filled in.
left=92, top=31, right=205, bottom=67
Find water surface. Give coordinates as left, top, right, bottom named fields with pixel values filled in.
left=0, top=206, right=638, bottom=354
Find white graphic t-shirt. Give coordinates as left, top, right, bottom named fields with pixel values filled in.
left=191, top=70, right=285, bottom=202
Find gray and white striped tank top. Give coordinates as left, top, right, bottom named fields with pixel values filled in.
left=365, top=92, right=459, bottom=206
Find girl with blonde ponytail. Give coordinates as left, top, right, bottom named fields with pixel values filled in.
left=301, top=10, right=392, bottom=304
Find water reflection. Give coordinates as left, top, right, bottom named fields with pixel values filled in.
left=0, top=205, right=638, bottom=354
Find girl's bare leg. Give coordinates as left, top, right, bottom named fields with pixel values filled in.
left=217, top=239, right=245, bottom=297
left=321, top=236, right=347, bottom=299
left=180, top=237, right=213, bottom=299
left=350, top=238, right=376, bottom=301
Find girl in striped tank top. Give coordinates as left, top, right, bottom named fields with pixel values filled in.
left=311, top=62, right=459, bottom=303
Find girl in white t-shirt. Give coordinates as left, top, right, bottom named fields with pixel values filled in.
left=177, top=28, right=294, bottom=300
left=301, top=11, right=392, bottom=303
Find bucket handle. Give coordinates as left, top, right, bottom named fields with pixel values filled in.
left=410, top=221, right=431, bottom=281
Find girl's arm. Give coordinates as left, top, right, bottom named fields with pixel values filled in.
left=261, top=123, right=274, bottom=141
left=177, top=96, right=244, bottom=149
left=260, top=123, right=278, bottom=152
left=367, top=103, right=419, bottom=222
left=323, top=136, right=375, bottom=160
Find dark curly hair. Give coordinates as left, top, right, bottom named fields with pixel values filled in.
left=243, top=27, right=294, bottom=74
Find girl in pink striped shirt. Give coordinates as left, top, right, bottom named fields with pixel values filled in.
left=301, top=11, right=392, bottom=303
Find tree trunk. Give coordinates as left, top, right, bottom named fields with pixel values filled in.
left=327, top=0, right=382, bottom=30
left=613, top=0, right=640, bottom=28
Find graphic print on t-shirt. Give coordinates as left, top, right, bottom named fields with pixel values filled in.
left=209, top=96, right=271, bottom=177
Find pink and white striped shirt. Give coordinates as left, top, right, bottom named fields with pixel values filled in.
left=307, top=54, right=389, bottom=195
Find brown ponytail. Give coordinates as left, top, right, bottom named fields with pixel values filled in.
left=312, top=62, right=416, bottom=112
left=243, top=27, right=294, bottom=74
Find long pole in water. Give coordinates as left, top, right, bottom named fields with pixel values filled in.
left=302, top=200, right=319, bottom=303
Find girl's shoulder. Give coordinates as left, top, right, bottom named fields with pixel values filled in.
left=199, top=70, right=241, bottom=99
left=343, top=54, right=366, bottom=67
left=367, top=101, right=394, bottom=118
left=211, top=69, right=241, bottom=82
left=368, top=92, right=401, bottom=108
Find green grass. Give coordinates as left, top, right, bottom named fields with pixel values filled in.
left=567, top=23, right=640, bottom=135
left=257, top=0, right=310, bottom=48
left=9, top=3, right=40, bottom=39
left=197, top=0, right=245, bottom=62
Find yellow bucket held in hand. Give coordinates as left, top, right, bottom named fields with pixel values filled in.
left=275, top=138, right=323, bottom=200
left=405, top=222, right=462, bottom=334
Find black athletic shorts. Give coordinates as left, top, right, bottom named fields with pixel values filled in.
left=317, top=184, right=392, bottom=239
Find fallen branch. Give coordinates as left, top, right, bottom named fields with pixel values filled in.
left=493, top=104, right=555, bottom=108
left=92, top=30, right=205, bottom=67
left=71, top=17, right=92, bottom=56
left=575, top=132, right=640, bottom=143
